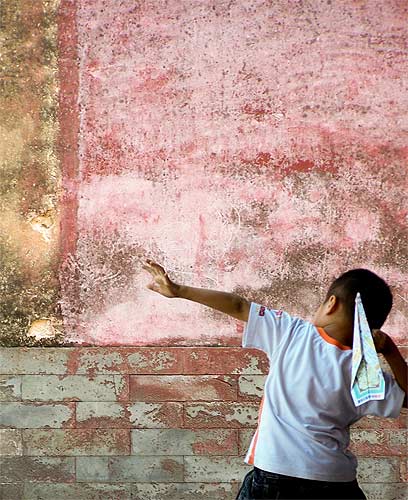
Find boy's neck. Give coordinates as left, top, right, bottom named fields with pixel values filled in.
left=319, top=322, right=353, bottom=348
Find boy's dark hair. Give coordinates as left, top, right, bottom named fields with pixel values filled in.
left=325, top=269, right=393, bottom=330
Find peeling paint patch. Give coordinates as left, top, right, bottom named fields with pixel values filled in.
left=27, top=318, right=58, bottom=340
left=28, top=209, right=56, bottom=242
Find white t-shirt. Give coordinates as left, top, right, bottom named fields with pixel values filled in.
left=243, top=302, right=405, bottom=482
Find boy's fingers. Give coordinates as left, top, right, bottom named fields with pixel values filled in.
left=153, top=262, right=165, bottom=273
left=148, top=262, right=166, bottom=275
left=146, top=259, right=165, bottom=273
left=142, top=264, right=155, bottom=276
left=143, top=261, right=161, bottom=272
left=143, top=260, right=153, bottom=269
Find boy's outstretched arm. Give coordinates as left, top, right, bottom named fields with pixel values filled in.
left=373, top=330, right=408, bottom=408
left=142, top=259, right=250, bottom=322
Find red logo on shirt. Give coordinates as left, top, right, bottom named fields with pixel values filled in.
left=259, top=306, right=265, bottom=316
left=275, top=309, right=283, bottom=318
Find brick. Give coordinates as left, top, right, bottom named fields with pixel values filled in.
left=350, top=429, right=407, bottom=456
left=0, top=430, right=22, bottom=456
left=184, top=402, right=259, bottom=428
left=238, top=429, right=255, bottom=455
left=126, top=348, right=184, bottom=373
left=22, top=429, right=130, bottom=456
left=131, top=429, right=237, bottom=455
left=0, top=483, right=24, bottom=500
left=23, top=482, right=132, bottom=500
left=0, top=348, right=70, bottom=375
left=21, top=375, right=128, bottom=401
left=75, top=402, right=131, bottom=428
left=0, top=402, right=75, bottom=428
left=350, top=429, right=386, bottom=456
left=351, top=429, right=386, bottom=445
left=388, top=429, right=407, bottom=449
left=76, top=457, right=109, bottom=482
left=238, top=375, right=266, bottom=398
left=76, top=401, right=184, bottom=428
left=359, top=482, right=407, bottom=500
left=184, top=456, right=251, bottom=482
left=130, top=375, right=237, bottom=401
left=0, top=457, right=75, bottom=482
left=357, top=457, right=400, bottom=482
left=0, top=347, right=182, bottom=377
left=127, top=402, right=184, bottom=428
left=183, top=348, right=269, bottom=374
left=131, top=482, right=236, bottom=500
left=351, top=412, right=407, bottom=429
left=110, top=456, right=184, bottom=482
left=0, top=376, right=21, bottom=401
left=77, top=456, right=184, bottom=482
left=71, top=347, right=184, bottom=375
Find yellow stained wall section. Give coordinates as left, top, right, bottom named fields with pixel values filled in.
left=0, top=0, right=63, bottom=345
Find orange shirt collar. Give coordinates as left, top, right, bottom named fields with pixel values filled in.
left=315, top=327, right=352, bottom=351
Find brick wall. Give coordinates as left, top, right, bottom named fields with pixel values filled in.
left=1, top=347, right=406, bottom=500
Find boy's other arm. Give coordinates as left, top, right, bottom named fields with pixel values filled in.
left=143, top=260, right=250, bottom=321
left=373, top=330, right=408, bottom=408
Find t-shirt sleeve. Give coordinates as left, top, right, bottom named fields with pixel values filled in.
left=357, top=371, right=406, bottom=418
left=242, top=302, right=294, bottom=358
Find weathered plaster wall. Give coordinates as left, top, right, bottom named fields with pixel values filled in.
left=59, top=0, right=408, bottom=346
left=0, top=1, right=407, bottom=499
left=1, top=0, right=407, bottom=348
left=0, top=0, right=63, bottom=346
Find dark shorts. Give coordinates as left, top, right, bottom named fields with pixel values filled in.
left=236, top=467, right=367, bottom=500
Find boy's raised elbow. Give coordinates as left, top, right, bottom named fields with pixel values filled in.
left=236, top=298, right=250, bottom=322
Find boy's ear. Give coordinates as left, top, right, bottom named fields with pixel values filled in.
left=325, top=294, right=339, bottom=314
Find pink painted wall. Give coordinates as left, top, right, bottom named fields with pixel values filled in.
left=60, top=0, right=408, bottom=346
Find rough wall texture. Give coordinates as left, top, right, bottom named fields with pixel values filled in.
left=59, top=0, right=408, bottom=347
left=0, top=0, right=62, bottom=346
left=0, top=0, right=407, bottom=499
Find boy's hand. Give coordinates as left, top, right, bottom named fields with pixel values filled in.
left=372, top=329, right=392, bottom=355
left=142, top=259, right=180, bottom=298
left=143, top=260, right=249, bottom=320
left=373, top=329, right=407, bottom=407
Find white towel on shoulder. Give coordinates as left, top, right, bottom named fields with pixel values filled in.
left=351, top=292, right=385, bottom=406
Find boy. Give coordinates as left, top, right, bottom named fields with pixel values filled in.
left=142, top=260, right=407, bottom=499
